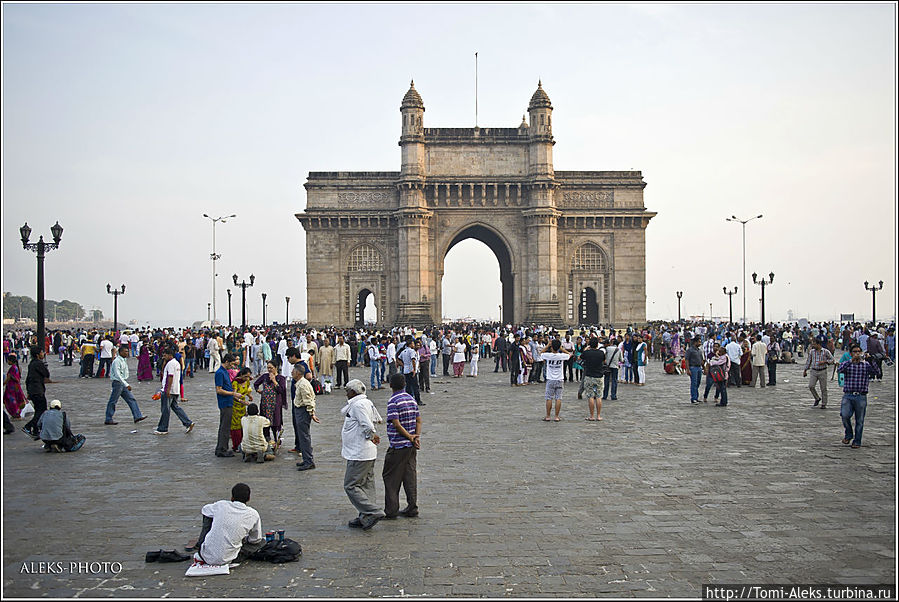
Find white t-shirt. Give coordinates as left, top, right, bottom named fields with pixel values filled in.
left=387, top=343, right=397, bottom=362
left=542, top=352, right=569, bottom=381
left=99, top=339, right=115, bottom=359
left=452, top=342, right=466, bottom=363
left=200, top=500, right=263, bottom=566
left=162, top=358, right=181, bottom=393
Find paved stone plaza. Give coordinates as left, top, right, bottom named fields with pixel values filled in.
left=2, top=355, right=895, bottom=597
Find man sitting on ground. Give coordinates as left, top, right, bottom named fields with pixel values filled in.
left=240, top=403, right=272, bottom=463
left=37, top=399, right=85, bottom=452
left=190, top=483, right=264, bottom=566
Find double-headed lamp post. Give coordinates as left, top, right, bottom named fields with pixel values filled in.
left=232, top=274, right=254, bottom=329
left=285, top=297, right=290, bottom=326
left=723, top=287, right=738, bottom=326
left=106, top=284, right=125, bottom=333
left=726, top=214, right=763, bottom=324
left=20, top=221, right=63, bottom=348
left=203, top=213, right=236, bottom=325
left=752, top=272, right=774, bottom=326
left=676, top=291, right=683, bottom=322
left=864, top=280, right=884, bottom=325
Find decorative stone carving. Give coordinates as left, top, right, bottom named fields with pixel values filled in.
left=337, top=191, right=390, bottom=203
left=558, top=190, right=614, bottom=208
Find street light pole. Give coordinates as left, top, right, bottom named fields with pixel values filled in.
left=863, top=280, right=884, bottom=324
left=285, top=296, right=290, bottom=326
left=203, top=213, right=236, bottom=325
left=676, top=291, right=683, bottom=322
left=723, top=287, right=738, bottom=326
left=261, top=293, right=267, bottom=327
left=106, top=284, right=125, bottom=333
left=20, top=221, right=63, bottom=348
left=752, top=272, right=774, bottom=326
left=227, top=289, right=233, bottom=328
left=726, top=214, right=763, bottom=325
left=233, top=274, right=255, bottom=329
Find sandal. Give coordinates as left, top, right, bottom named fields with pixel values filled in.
left=585, top=417, right=596, bottom=421
left=543, top=417, right=551, bottom=422
left=554, top=417, right=561, bottom=422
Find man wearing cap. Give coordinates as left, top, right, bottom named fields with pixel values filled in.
left=37, top=399, right=85, bottom=452
left=340, top=379, right=386, bottom=530
left=804, top=336, right=834, bottom=408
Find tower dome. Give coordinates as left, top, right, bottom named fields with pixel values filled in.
left=528, top=80, right=552, bottom=110
left=401, top=80, right=425, bottom=110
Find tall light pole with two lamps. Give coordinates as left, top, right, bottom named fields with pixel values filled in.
left=723, top=287, right=738, bottom=326
left=106, top=284, right=125, bottom=333
left=726, top=214, right=763, bottom=324
left=19, top=221, right=64, bottom=348
left=202, top=213, right=236, bottom=326
left=232, top=274, right=254, bottom=329
left=752, top=272, right=774, bottom=326
left=864, top=280, right=884, bottom=324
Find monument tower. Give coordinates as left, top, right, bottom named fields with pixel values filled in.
left=298, top=81, right=655, bottom=327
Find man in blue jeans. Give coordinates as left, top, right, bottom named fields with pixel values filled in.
left=837, top=344, right=879, bottom=449
left=105, top=345, right=147, bottom=425
left=603, top=338, right=620, bottom=401
left=686, top=337, right=705, bottom=404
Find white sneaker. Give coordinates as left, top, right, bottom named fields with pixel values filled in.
left=153, top=430, right=168, bottom=435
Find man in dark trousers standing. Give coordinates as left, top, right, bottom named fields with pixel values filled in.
left=23, top=345, right=52, bottom=438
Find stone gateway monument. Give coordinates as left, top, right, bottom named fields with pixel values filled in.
left=297, top=81, right=655, bottom=328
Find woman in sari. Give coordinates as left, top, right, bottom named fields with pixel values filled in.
left=671, top=332, right=682, bottom=360
left=254, top=360, right=287, bottom=450
left=740, top=339, right=753, bottom=385
left=3, top=353, right=27, bottom=419
left=136, top=337, right=154, bottom=381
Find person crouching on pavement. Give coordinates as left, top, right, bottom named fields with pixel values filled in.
left=240, top=403, right=272, bottom=463
left=38, top=399, right=85, bottom=452
left=341, top=379, right=386, bottom=530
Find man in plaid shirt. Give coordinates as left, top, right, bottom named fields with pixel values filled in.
left=837, top=344, right=878, bottom=449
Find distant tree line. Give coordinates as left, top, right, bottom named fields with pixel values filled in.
left=2, top=292, right=101, bottom=321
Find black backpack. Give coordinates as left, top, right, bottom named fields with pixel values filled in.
left=248, top=538, right=302, bottom=564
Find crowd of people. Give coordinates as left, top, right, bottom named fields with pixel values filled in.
left=2, top=317, right=894, bottom=531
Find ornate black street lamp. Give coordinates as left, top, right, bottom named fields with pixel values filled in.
left=261, top=293, right=267, bottom=327
left=676, top=291, right=683, bottom=322
left=106, top=284, right=125, bottom=333
left=864, top=280, right=884, bottom=324
left=723, top=287, right=738, bottom=326
left=227, top=289, right=233, bottom=328
left=752, top=272, right=774, bottom=326
left=232, top=274, right=254, bottom=329
left=285, top=296, right=290, bottom=326
left=20, top=221, right=63, bottom=347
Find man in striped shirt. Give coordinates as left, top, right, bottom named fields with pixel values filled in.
left=804, top=336, right=834, bottom=408
left=382, top=373, right=421, bottom=520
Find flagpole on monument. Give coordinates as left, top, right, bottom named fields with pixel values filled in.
left=475, top=51, right=478, bottom=128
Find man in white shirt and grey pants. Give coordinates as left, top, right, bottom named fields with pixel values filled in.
left=340, top=379, right=386, bottom=530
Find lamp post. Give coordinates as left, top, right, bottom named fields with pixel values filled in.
left=864, top=280, right=884, bottom=324
left=726, top=214, right=763, bottom=324
left=285, top=296, right=290, bottom=326
left=723, top=287, right=738, bottom=326
left=207, top=303, right=211, bottom=323
left=106, top=284, right=125, bottom=333
left=202, top=213, right=236, bottom=325
left=20, top=221, right=63, bottom=348
left=752, top=272, right=774, bottom=326
left=261, top=293, right=267, bottom=327
left=227, top=289, right=233, bottom=328
left=676, top=291, right=683, bottom=322
left=232, top=273, right=254, bottom=329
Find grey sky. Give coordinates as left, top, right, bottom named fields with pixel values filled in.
left=2, top=3, right=895, bottom=325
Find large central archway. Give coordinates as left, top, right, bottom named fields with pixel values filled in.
left=442, top=224, right=514, bottom=324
